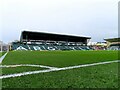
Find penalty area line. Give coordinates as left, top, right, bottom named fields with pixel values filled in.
left=0, top=60, right=120, bottom=79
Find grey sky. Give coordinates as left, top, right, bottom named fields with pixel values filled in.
left=0, top=0, right=118, bottom=43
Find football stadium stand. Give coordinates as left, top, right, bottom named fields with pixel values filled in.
left=11, top=31, right=91, bottom=51
left=104, top=38, right=120, bottom=50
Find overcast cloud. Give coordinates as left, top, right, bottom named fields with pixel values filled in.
left=0, top=0, right=119, bottom=43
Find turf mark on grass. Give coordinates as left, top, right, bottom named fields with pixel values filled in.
left=0, top=60, right=119, bottom=79
left=0, top=52, right=8, bottom=63
left=0, top=64, right=57, bottom=69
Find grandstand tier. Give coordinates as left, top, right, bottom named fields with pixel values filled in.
left=12, top=31, right=91, bottom=51
left=104, top=38, right=120, bottom=50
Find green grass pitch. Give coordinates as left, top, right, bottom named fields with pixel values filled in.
left=0, top=51, right=1, bottom=57
left=0, top=52, right=6, bottom=57
left=0, top=52, right=2, bottom=57
left=1, top=50, right=119, bottom=88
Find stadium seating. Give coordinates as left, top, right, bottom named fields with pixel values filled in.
left=12, top=42, right=91, bottom=51
left=108, top=44, right=120, bottom=50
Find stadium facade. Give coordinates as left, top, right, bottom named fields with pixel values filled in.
left=12, top=31, right=91, bottom=51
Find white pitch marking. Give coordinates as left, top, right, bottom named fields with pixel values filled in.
left=0, top=52, right=8, bottom=63
left=0, top=64, right=57, bottom=69
left=0, top=60, right=119, bottom=79
left=24, top=64, right=57, bottom=69
left=0, top=64, right=26, bottom=68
